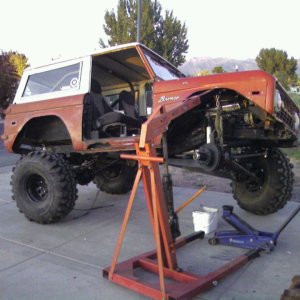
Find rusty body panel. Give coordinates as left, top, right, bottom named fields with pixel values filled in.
left=152, top=70, right=275, bottom=114
left=3, top=94, right=86, bottom=152
left=84, top=136, right=139, bottom=152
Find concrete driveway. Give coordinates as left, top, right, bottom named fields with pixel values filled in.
left=0, top=164, right=299, bottom=299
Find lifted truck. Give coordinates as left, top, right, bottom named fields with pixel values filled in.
left=1, top=43, right=299, bottom=223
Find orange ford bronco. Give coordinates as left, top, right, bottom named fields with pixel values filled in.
left=2, top=43, right=299, bottom=223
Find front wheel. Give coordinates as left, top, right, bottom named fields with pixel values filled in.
left=11, top=151, right=78, bottom=223
left=231, top=149, right=294, bottom=215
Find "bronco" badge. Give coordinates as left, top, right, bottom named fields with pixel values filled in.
left=158, top=95, right=180, bottom=103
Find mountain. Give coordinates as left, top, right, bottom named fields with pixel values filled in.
left=179, top=57, right=300, bottom=76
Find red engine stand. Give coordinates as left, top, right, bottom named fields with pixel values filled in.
left=103, top=144, right=258, bottom=299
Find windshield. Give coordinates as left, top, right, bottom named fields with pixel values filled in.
left=144, top=53, right=184, bottom=80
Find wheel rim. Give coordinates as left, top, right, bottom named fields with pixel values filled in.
left=103, top=164, right=122, bottom=180
left=26, top=174, right=49, bottom=202
left=244, top=163, right=266, bottom=192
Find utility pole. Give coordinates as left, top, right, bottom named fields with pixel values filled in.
left=137, top=0, right=142, bottom=42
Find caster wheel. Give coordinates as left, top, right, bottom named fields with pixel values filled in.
left=208, top=238, right=219, bottom=246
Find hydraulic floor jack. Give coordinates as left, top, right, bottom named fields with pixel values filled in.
left=209, top=205, right=300, bottom=253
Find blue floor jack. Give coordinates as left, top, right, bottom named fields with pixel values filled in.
left=208, top=205, right=300, bottom=253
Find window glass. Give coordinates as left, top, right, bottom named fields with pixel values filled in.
left=22, top=63, right=81, bottom=97
left=144, top=54, right=181, bottom=80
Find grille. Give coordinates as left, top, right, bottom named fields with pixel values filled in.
left=276, top=107, right=296, bottom=132
left=275, top=83, right=299, bottom=134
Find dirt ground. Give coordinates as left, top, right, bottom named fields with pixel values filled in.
left=170, top=160, right=300, bottom=203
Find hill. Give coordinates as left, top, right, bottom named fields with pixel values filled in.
left=179, top=57, right=300, bottom=76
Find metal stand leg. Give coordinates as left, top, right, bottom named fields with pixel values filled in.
left=103, top=145, right=261, bottom=299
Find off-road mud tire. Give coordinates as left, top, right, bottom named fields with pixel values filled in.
left=11, top=151, right=78, bottom=223
left=231, top=148, right=294, bottom=215
left=94, top=161, right=137, bottom=194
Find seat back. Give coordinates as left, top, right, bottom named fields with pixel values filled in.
left=91, top=79, right=102, bottom=94
left=87, top=80, right=113, bottom=130
left=83, top=92, right=114, bottom=138
left=119, top=90, right=140, bottom=121
left=90, top=93, right=113, bottom=117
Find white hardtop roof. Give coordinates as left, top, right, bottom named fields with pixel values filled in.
left=25, top=43, right=152, bottom=71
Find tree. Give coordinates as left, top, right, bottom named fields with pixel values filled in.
left=212, top=66, right=225, bottom=74
left=156, top=10, right=189, bottom=66
left=100, top=0, right=189, bottom=67
left=9, top=51, right=29, bottom=77
left=256, top=48, right=298, bottom=89
left=195, top=70, right=211, bottom=76
left=0, top=51, right=29, bottom=110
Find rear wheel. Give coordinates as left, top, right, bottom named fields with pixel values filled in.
left=11, top=151, right=78, bottom=223
left=94, top=160, right=137, bottom=194
left=231, top=148, right=294, bottom=215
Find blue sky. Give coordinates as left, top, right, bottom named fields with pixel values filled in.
left=1, top=0, right=299, bottom=66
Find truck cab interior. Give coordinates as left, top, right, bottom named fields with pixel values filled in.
left=83, top=47, right=153, bottom=140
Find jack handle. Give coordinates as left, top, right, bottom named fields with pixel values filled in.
left=274, top=204, right=300, bottom=241
left=175, top=185, right=207, bottom=214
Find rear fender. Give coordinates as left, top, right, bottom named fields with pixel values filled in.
left=12, top=116, right=73, bottom=153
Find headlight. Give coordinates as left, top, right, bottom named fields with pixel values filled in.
left=274, top=89, right=282, bottom=112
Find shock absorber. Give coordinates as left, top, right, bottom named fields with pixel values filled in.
left=206, top=115, right=216, bottom=144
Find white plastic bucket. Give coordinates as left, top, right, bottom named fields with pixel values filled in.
left=193, top=206, right=218, bottom=234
